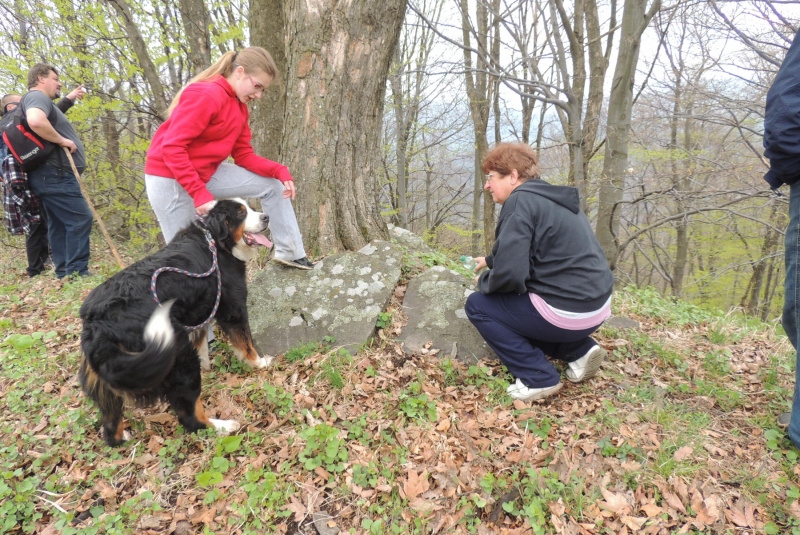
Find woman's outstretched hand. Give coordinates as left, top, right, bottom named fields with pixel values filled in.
left=196, top=200, right=217, bottom=216
left=283, top=180, right=296, bottom=200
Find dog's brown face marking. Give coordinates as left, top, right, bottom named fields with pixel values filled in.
left=232, top=224, right=245, bottom=245
left=229, top=204, right=247, bottom=244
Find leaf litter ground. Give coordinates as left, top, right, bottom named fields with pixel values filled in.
left=1, top=255, right=799, bottom=535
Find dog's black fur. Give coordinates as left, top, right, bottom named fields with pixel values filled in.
left=79, top=199, right=271, bottom=446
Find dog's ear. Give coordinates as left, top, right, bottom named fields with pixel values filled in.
left=204, top=208, right=230, bottom=245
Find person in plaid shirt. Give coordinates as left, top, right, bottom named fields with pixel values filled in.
left=1, top=87, right=86, bottom=277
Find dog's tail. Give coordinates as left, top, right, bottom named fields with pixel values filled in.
left=84, top=301, right=178, bottom=393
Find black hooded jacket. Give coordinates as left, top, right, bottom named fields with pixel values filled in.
left=476, top=179, right=614, bottom=312
left=764, top=30, right=800, bottom=189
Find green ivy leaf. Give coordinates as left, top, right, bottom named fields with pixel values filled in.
left=196, top=470, right=223, bottom=487
left=8, top=334, right=34, bottom=350
left=220, top=435, right=243, bottom=454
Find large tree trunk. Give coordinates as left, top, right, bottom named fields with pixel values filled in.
left=596, top=0, right=661, bottom=267
left=275, top=0, right=404, bottom=254
left=249, top=0, right=285, bottom=161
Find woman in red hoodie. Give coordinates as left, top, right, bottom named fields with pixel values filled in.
left=145, top=46, right=313, bottom=269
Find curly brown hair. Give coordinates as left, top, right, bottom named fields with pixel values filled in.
left=481, top=142, right=541, bottom=182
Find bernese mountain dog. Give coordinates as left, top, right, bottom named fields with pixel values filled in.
left=79, top=199, right=272, bottom=446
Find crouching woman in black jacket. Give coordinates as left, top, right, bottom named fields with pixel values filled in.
left=466, top=142, right=614, bottom=401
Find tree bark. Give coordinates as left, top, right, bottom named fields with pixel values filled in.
left=177, top=0, right=212, bottom=76
left=390, top=44, right=409, bottom=228
left=460, top=0, right=500, bottom=255
left=596, top=0, right=661, bottom=267
left=277, top=0, right=405, bottom=253
left=249, top=0, right=286, bottom=161
left=14, top=0, right=30, bottom=59
left=741, top=203, right=783, bottom=317
left=105, top=0, right=169, bottom=119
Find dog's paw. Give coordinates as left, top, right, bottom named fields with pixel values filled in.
left=103, top=427, right=133, bottom=445
left=210, top=419, right=240, bottom=435
left=252, top=355, right=274, bottom=369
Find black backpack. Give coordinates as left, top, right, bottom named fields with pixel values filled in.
left=0, top=97, right=54, bottom=171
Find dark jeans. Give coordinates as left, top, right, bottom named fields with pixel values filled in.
left=27, top=165, right=92, bottom=278
left=783, top=183, right=800, bottom=449
left=25, top=210, right=50, bottom=277
left=465, top=291, right=601, bottom=388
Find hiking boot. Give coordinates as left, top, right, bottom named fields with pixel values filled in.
left=778, top=412, right=791, bottom=429
left=566, top=344, right=607, bottom=383
left=274, top=257, right=315, bottom=270
left=506, top=379, right=563, bottom=401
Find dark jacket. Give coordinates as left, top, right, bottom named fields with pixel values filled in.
left=476, top=179, right=614, bottom=312
left=764, top=30, right=800, bottom=189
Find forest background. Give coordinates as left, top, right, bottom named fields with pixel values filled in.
left=0, top=0, right=794, bottom=320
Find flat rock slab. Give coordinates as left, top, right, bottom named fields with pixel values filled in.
left=604, top=316, right=640, bottom=330
left=401, top=266, right=497, bottom=363
left=387, top=224, right=434, bottom=253
left=248, top=240, right=403, bottom=356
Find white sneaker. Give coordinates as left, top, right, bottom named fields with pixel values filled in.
left=566, top=345, right=606, bottom=383
left=506, top=379, right=563, bottom=401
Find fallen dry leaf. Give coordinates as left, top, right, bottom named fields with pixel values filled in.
left=640, top=503, right=662, bottom=517
left=600, top=488, right=632, bottom=515
left=620, top=515, right=647, bottom=530
left=663, top=491, right=687, bottom=514
left=403, top=469, right=431, bottom=500
left=673, top=446, right=693, bottom=461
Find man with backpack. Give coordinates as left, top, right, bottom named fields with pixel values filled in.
left=22, top=63, right=92, bottom=278
left=1, top=87, right=84, bottom=277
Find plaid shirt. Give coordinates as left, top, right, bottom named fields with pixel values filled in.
left=2, top=151, right=42, bottom=235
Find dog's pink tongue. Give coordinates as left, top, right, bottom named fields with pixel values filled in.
left=247, top=233, right=273, bottom=248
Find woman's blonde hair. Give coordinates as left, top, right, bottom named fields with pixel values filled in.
left=165, top=47, right=278, bottom=116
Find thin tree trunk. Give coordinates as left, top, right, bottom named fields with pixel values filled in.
left=105, top=0, right=169, bottom=118
left=177, top=0, right=211, bottom=75
left=390, top=44, right=408, bottom=228
left=596, top=0, right=661, bottom=267
left=742, top=203, right=782, bottom=316
left=670, top=72, right=687, bottom=295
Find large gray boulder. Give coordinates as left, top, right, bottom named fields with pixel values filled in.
left=400, top=266, right=497, bottom=363
left=247, top=240, right=403, bottom=356
left=387, top=224, right=434, bottom=254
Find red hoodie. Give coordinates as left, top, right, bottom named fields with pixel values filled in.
left=145, top=76, right=291, bottom=207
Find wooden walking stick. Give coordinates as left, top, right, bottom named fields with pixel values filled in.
left=63, top=147, right=125, bottom=270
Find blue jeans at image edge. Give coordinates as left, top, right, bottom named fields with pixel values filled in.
left=26, top=165, right=92, bottom=278
left=784, top=182, right=800, bottom=449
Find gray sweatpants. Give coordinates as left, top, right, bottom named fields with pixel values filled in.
left=144, top=162, right=306, bottom=261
